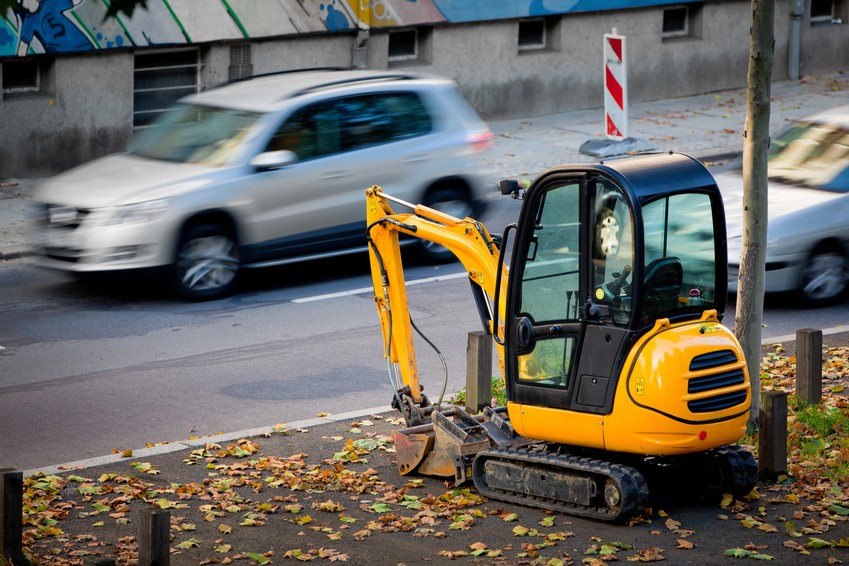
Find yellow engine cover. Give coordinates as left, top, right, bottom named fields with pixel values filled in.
left=604, top=316, right=751, bottom=455
left=507, top=313, right=751, bottom=457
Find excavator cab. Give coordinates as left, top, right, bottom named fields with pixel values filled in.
left=504, top=152, right=730, bottom=427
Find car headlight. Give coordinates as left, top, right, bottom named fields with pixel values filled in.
left=103, top=200, right=170, bottom=225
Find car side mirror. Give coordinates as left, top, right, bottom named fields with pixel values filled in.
left=251, top=150, right=297, bottom=172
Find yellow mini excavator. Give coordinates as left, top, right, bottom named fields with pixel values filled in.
left=365, top=152, right=756, bottom=522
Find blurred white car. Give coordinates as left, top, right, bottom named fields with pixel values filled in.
left=720, top=105, right=849, bottom=306
left=34, top=69, right=494, bottom=300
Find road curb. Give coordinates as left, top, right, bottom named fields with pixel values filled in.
left=24, top=404, right=395, bottom=478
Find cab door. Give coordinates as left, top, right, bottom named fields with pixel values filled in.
left=505, top=171, right=636, bottom=414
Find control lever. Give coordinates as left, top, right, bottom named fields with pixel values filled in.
left=583, top=299, right=610, bottom=320
left=594, top=264, right=632, bottom=305
left=612, top=264, right=632, bottom=294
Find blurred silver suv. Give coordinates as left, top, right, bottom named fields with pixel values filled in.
left=34, top=69, right=494, bottom=299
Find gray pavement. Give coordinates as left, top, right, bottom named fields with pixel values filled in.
left=482, top=71, right=849, bottom=179
left=2, top=72, right=848, bottom=263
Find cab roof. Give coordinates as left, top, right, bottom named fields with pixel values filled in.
left=589, top=152, right=718, bottom=203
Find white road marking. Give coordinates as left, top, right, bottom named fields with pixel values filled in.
left=292, top=271, right=468, bottom=303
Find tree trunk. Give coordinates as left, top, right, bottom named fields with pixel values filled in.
left=734, top=0, right=774, bottom=428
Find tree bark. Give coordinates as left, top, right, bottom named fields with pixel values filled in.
left=734, top=0, right=774, bottom=428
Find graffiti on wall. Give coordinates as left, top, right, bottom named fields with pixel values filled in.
left=0, top=0, right=695, bottom=57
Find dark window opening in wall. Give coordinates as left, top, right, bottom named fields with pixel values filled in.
left=811, top=0, right=840, bottom=23
left=662, top=6, right=689, bottom=36
left=228, top=44, right=253, bottom=82
left=134, top=49, right=199, bottom=129
left=662, top=4, right=702, bottom=40
left=2, top=58, right=40, bottom=93
left=519, top=18, right=546, bottom=50
left=388, top=29, right=417, bottom=61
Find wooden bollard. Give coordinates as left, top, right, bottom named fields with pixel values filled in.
left=139, top=508, right=170, bottom=566
left=796, top=328, right=822, bottom=404
left=758, top=390, right=788, bottom=479
left=465, top=330, right=493, bottom=413
left=1, top=469, right=23, bottom=565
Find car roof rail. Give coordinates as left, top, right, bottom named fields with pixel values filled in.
left=288, top=73, right=422, bottom=98
left=228, top=67, right=350, bottom=84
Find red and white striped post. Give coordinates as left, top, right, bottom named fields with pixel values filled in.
left=603, top=28, right=628, bottom=140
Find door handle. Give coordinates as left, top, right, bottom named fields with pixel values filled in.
left=515, top=316, right=534, bottom=350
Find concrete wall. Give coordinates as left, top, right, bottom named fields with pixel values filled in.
left=800, top=2, right=849, bottom=76
left=0, top=52, right=134, bottom=176
left=1, top=0, right=848, bottom=178
left=201, top=34, right=355, bottom=91
left=388, top=2, right=791, bottom=119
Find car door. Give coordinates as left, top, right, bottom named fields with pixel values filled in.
left=240, top=92, right=432, bottom=263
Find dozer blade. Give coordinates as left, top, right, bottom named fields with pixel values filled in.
left=392, top=406, right=529, bottom=482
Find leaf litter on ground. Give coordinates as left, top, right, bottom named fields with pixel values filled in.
left=17, top=343, right=849, bottom=564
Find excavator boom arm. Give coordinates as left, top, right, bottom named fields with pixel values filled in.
left=365, top=186, right=507, bottom=420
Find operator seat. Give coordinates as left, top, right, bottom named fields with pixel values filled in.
left=643, top=256, right=683, bottom=313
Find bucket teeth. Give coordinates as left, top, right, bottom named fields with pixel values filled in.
left=392, top=429, right=434, bottom=476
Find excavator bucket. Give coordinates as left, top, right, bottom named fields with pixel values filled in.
left=392, top=406, right=528, bottom=483
left=392, top=426, right=435, bottom=476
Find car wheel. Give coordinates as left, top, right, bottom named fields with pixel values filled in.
left=417, top=188, right=475, bottom=263
left=799, top=243, right=849, bottom=306
left=174, top=223, right=240, bottom=300
left=595, top=207, right=620, bottom=259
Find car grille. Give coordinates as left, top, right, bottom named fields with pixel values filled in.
left=43, top=246, right=84, bottom=263
left=42, top=204, right=91, bottom=230
left=686, top=349, right=748, bottom=413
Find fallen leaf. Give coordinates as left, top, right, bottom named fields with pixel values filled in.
left=246, top=552, right=273, bottom=564
left=176, top=537, right=201, bottom=549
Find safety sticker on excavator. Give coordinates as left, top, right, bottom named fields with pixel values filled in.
left=700, top=323, right=723, bottom=334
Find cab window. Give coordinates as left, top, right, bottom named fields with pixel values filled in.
left=640, top=192, right=718, bottom=326
left=590, top=179, right=635, bottom=326
left=518, top=181, right=581, bottom=322
left=515, top=180, right=581, bottom=386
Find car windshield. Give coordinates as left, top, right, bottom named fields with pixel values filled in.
left=767, top=120, right=849, bottom=192
left=128, top=103, right=264, bottom=165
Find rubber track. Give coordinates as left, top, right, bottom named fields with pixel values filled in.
left=472, top=446, right=650, bottom=522
left=715, top=445, right=758, bottom=496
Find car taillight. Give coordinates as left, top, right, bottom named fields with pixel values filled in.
left=466, top=130, right=495, bottom=152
